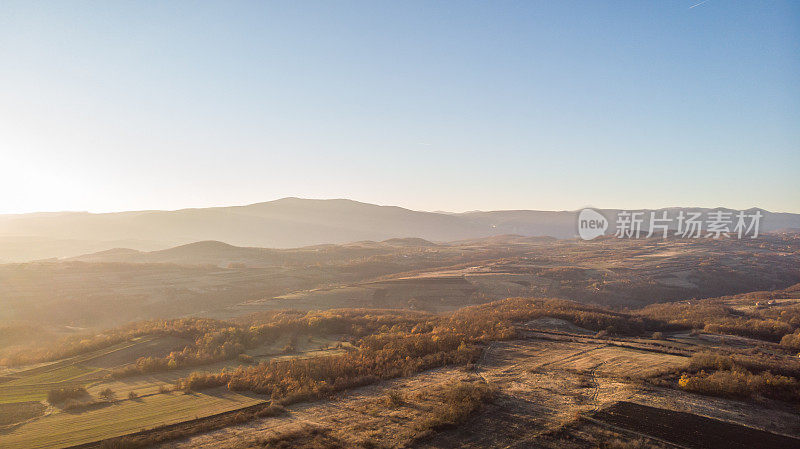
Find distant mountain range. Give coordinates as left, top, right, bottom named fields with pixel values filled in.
left=0, top=198, right=798, bottom=262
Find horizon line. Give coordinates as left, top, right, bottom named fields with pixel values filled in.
left=0, top=197, right=795, bottom=216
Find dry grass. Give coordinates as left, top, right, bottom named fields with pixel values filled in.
left=0, top=401, right=45, bottom=426
left=414, top=381, right=496, bottom=432
left=597, top=437, right=661, bottom=449
left=383, top=389, right=405, bottom=407
left=223, top=426, right=346, bottom=449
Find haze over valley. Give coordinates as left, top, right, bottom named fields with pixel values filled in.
left=1, top=197, right=799, bottom=262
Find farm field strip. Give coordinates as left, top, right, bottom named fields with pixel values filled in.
left=165, top=338, right=686, bottom=449
left=6, top=337, right=159, bottom=379
left=0, top=388, right=265, bottom=449
left=81, top=346, right=350, bottom=399
left=547, top=346, right=689, bottom=377
left=6, top=364, right=103, bottom=387
left=593, top=401, right=800, bottom=449
left=1, top=333, right=346, bottom=405
left=0, top=383, right=69, bottom=404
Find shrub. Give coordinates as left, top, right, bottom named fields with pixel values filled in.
left=780, top=331, right=800, bottom=350
left=678, top=368, right=800, bottom=401
left=281, top=341, right=297, bottom=354
left=415, top=382, right=495, bottom=431
left=384, top=390, right=404, bottom=407
left=62, top=398, right=91, bottom=411
left=47, top=386, right=87, bottom=404
left=678, top=370, right=750, bottom=398
left=689, top=352, right=733, bottom=371
left=99, top=387, right=116, bottom=401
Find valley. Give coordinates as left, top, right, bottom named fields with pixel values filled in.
left=1, top=235, right=799, bottom=448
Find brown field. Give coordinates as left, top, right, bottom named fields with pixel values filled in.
left=161, top=330, right=800, bottom=449
left=593, top=401, right=800, bottom=449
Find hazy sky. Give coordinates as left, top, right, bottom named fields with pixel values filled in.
left=1, top=1, right=798, bottom=214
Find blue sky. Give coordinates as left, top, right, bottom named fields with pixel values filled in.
left=1, top=1, right=798, bottom=213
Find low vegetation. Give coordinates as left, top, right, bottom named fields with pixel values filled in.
left=7, top=280, right=800, bottom=448
left=414, top=381, right=496, bottom=432
left=46, top=386, right=87, bottom=404
left=98, top=387, right=116, bottom=401
left=638, top=284, right=800, bottom=343
left=0, top=401, right=45, bottom=426
left=96, top=404, right=287, bottom=449
left=174, top=297, right=665, bottom=403
left=678, top=369, right=800, bottom=401
left=780, top=331, right=800, bottom=351
left=676, top=352, right=800, bottom=401
left=176, top=328, right=485, bottom=401
left=223, top=426, right=345, bottom=449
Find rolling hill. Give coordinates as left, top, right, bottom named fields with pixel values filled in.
left=0, top=198, right=798, bottom=261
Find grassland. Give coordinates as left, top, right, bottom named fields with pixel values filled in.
left=0, top=331, right=348, bottom=447
left=0, top=388, right=264, bottom=449
left=0, top=337, right=178, bottom=403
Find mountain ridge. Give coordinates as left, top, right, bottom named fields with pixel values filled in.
left=1, top=198, right=798, bottom=262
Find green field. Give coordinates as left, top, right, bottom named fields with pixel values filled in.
left=0, top=388, right=265, bottom=449
left=6, top=364, right=102, bottom=386
left=0, top=336, right=177, bottom=404
left=3, top=337, right=157, bottom=377
left=0, top=383, right=61, bottom=404
left=1, top=364, right=105, bottom=404
left=0, top=334, right=348, bottom=447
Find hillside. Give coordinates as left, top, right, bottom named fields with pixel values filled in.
left=0, top=198, right=798, bottom=261
left=4, top=290, right=800, bottom=449
left=2, top=234, right=798, bottom=333
left=69, top=239, right=418, bottom=267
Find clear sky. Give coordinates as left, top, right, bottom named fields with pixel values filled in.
left=1, top=1, right=798, bottom=214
